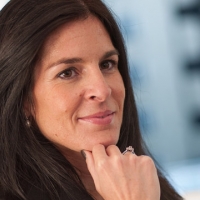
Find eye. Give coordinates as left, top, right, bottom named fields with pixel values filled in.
left=58, top=67, right=78, bottom=79
left=100, top=60, right=118, bottom=71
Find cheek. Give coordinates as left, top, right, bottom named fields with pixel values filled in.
left=33, top=83, right=71, bottom=111
left=32, top=84, right=82, bottom=134
left=113, top=75, right=125, bottom=104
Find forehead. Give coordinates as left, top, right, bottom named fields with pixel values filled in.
left=39, top=15, right=112, bottom=58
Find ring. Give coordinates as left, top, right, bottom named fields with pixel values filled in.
left=122, top=146, right=134, bottom=155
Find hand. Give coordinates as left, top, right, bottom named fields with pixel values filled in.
left=84, top=144, right=160, bottom=200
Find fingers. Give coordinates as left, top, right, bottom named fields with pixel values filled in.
left=123, top=151, right=135, bottom=158
left=84, top=144, right=122, bottom=160
left=82, top=145, right=160, bottom=200
left=84, top=144, right=136, bottom=179
left=105, top=145, right=122, bottom=156
left=85, top=145, right=120, bottom=173
left=83, top=145, right=122, bottom=179
left=122, top=146, right=135, bottom=155
left=92, top=144, right=108, bottom=160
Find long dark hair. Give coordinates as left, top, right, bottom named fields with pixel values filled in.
left=0, top=0, right=182, bottom=199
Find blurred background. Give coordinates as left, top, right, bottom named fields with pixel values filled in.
left=1, top=0, right=200, bottom=199
left=103, top=0, right=200, bottom=199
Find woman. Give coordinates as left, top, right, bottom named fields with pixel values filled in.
left=0, top=0, right=182, bottom=199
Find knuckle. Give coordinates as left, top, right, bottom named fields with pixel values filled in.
left=141, top=156, right=156, bottom=168
left=128, top=154, right=137, bottom=162
left=113, top=155, right=123, bottom=165
left=96, top=159, right=107, bottom=171
left=106, top=144, right=116, bottom=151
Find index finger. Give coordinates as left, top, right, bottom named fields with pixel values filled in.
left=92, top=144, right=108, bottom=162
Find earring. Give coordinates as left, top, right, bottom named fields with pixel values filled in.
left=25, top=116, right=31, bottom=127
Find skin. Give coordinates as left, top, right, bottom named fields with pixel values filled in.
left=85, top=145, right=160, bottom=200
left=30, top=15, right=160, bottom=200
left=32, top=16, right=125, bottom=152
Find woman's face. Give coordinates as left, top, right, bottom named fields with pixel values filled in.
left=32, top=16, right=125, bottom=152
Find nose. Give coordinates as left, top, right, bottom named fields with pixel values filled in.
left=84, top=68, right=111, bottom=102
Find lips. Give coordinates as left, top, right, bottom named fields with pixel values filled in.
left=78, top=110, right=115, bottom=125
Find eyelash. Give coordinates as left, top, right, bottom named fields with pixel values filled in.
left=57, top=59, right=118, bottom=80
left=58, top=67, right=78, bottom=79
left=100, top=59, right=118, bottom=71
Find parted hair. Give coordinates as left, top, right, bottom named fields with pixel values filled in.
left=0, top=0, right=182, bottom=199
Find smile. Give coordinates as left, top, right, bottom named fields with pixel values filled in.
left=78, top=110, right=115, bottom=125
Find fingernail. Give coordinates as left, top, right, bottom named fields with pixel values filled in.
left=81, top=150, right=86, bottom=159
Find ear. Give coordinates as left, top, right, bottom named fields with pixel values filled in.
left=23, top=96, right=34, bottom=118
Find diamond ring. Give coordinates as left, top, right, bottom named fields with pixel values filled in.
left=122, top=146, right=134, bottom=155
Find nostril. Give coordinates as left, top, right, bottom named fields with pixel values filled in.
left=91, top=95, right=96, bottom=99
left=86, top=79, right=111, bottom=102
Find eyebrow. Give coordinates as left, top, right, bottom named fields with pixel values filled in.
left=47, top=49, right=119, bottom=69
